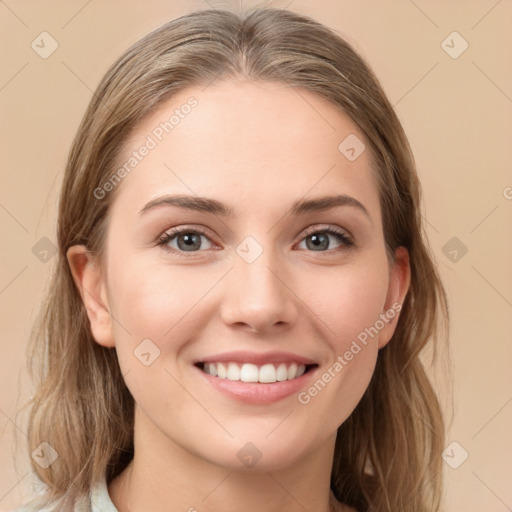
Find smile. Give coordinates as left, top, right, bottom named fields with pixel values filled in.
left=198, top=361, right=316, bottom=383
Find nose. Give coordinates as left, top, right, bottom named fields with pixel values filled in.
left=219, top=247, right=299, bottom=334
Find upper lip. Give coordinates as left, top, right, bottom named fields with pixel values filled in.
left=196, top=351, right=318, bottom=366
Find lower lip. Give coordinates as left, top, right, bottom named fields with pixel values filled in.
left=196, top=365, right=318, bottom=404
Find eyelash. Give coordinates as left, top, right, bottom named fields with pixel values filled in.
left=156, top=225, right=354, bottom=257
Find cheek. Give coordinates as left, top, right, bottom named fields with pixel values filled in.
left=297, top=265, right=387, bottom=424
left=105, top=260, right=202, bottom=415
left=108, top=256, right=214, bottom=338
left=303, top=258, right=390, bottom=347
left=293, top=258, right=389, bottom=420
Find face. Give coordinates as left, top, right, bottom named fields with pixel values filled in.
left=69, top=80, right=409, bottom=472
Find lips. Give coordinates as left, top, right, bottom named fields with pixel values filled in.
left=194, top=351, right=319, bottom=403
left=197, top=350, right=317, bottom=367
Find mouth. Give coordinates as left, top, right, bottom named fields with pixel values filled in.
left=195, top=361, right=318, bottom=383
left=193, top=352, right=320, bottom=404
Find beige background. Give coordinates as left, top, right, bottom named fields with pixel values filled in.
left=1, top=1, right=511, bottom=510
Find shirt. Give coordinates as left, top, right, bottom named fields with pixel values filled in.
left=90, top=478, right=118, bottom=512
left=13, top=477, right=118, bottom=512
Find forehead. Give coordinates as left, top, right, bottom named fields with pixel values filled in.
left=108, top=79, right=381, bottom=223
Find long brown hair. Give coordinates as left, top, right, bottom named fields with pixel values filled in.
left=17, top=7, right=451, bottom=512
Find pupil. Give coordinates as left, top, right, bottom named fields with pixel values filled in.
left=179, top=233, right=201, bottom=250
left=307, top=233, right=328, bottom=251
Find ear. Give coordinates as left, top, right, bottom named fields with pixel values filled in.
left=378, top=246, right=411, bottom=349
left=66, top=245, right=115, bottom=348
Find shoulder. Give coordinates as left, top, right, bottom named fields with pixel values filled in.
left=9, top=496, right=53, bottom=512
left=10, top=504, right=50, bottom=512
left=11, top=476, right=116, bottom=512
left=10, top=503, right=79, bottom=512
left=90, top=477, right=118, bottom=511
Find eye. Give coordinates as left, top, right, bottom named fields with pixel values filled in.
left=156, top=224, right=354, bottom=256
left=157, top=226, right=216, bottom=254
left=296, top=226, right=354, bottom=252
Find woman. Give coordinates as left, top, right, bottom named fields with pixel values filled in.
left=16, top=7, right=449, bottom=512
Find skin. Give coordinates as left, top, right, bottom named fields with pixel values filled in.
left=68, top=80, right=410, bottom=512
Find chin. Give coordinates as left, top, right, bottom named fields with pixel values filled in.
left=192, top=430, right=319, bottom=472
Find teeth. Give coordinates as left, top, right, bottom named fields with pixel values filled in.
left=287, top=363, right=297, bottom=380
left=259, top=364, right=276, bottom=383
left=276, top=363, right=288, bottom=382
left=217, top=362, right=227, bottom=379
left=226, top=362, right=240, bottom=381
left=202, top=361, right=311, bottom=383
left=240, top=363, right=259, bottom=382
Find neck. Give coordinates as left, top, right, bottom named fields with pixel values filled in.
left=108, top=405, right=350, bottom=512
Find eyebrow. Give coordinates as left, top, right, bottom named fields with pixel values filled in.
left=138, top=193, right=370, bottom=219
